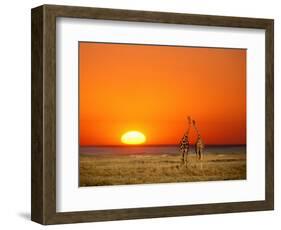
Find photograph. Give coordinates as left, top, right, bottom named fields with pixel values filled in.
left=30, top=4, right=274, bottom=224
left=79, top=42, right=247, bottom=186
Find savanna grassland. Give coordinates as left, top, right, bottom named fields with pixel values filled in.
left=79, top=152, right=246, bottom=186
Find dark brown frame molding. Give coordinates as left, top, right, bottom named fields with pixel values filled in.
left=31, top=4, right=274, bottom=225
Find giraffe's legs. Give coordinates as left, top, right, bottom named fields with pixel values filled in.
left=200, top=147, right=204, bottom=160
left=181, top=150, right=185, bottom=164
left=197, top=147, right=203, bottom=160
left=180, top=149, right=189, bottom=166
left=195, top=146, right=197, bottom=160
left=185, top=148, right=189, bottom=167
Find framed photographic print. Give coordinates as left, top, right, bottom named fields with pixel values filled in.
left=31, top=4, right=274, bottom=225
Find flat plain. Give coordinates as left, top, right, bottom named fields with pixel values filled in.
left=79, top=151, right=246, bottom=186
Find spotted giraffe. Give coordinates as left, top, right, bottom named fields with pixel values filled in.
left=192, top=120, right=204, bottom=160
left=179, top=116, right=191, bottom=165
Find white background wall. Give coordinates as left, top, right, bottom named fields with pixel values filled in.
left=0, top=0, right=279, bottom=229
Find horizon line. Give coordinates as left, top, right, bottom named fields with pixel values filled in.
left=80, top=144, right=246, bottom=148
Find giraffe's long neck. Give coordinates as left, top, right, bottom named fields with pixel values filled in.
left=193, top=124, right=200, bottom=136
left=193, top=121, right=203, bottom=142
left=186, top=123, right=191, bottom=135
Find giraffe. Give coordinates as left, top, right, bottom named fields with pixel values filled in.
left=179, top=116, right=191, bottom=165
left=192, top=119, right=204, bottom=160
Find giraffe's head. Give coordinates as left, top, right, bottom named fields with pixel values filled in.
left=187, top=116, right=191, bottom=124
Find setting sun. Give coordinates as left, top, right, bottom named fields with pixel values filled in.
left=121, top=131, right=146, bottom=145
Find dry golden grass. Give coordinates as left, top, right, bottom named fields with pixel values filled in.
left=79, top=152, right=246, bottom=186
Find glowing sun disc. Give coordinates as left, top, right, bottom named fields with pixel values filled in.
left=121, top=131, right=146, bottom=145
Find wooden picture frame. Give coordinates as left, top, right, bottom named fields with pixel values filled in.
left=31, top=4, right=274, bottom=225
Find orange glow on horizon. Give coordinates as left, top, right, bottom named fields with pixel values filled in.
left=79, top=42, right=246, bottom=146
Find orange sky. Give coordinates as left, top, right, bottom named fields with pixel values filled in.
left=79, top=42, right=246, bottom=146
